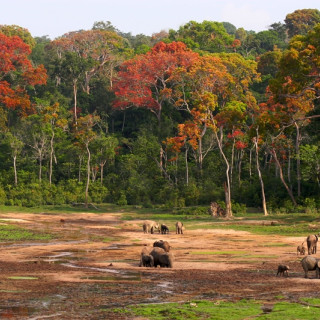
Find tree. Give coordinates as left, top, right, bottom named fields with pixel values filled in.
left=168, top=20, right=234, bottom=53
left=169, top=53, right=259, bottom=217
left=285, top=9, right=320, bottom=38
left=21, top=115, right=49, bottom=183
left=0, top=24, right=36, bottom=48
left=47, top=29, right=127, bottom=122
left=269, top=24, right=320, bottom=197
left=91, top=134, right=118, bottom=185
left=4, top=132, right=24, bottom=186
left=0, top=33, right=47, bottom=115
left=74, top=115, right=100, bottom=207
left=113, top=41, right=199, bottom=125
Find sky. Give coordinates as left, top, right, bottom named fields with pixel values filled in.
left=2, top=0, right=320, bottom=39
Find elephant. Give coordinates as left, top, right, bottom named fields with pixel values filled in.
left=276, top=265, right=289, bottom=277
left=297, top=242, right=306, bottom=255
left=150, top=247, right=174, bottom=268
left=139, top=254, right=154, bottom=267
left=301, top=255, right=320, bottom=278
left=175, top=221, right=184, bottom=234
left=153, top=240, right=171, bottom=252
left=160, top=224, right=169, bottom=234
left=142, top=220, right=160, bottom=234
left=307, top=234, right=319, bottom=255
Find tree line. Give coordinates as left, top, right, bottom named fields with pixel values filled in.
left=0, top=9, right=320, bottom=215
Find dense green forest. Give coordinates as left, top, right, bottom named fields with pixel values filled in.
left=0, top=9, right=320, bottom=215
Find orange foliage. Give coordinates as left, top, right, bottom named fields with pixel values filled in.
left=0, top=33, right=47, bottom=114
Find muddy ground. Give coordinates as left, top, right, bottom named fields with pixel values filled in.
left=0, top=211, right=319, bottom=319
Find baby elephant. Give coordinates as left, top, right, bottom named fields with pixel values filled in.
left=277, top=264, right=289, bottom=277
left=297, top=242, right=306, bottom=255
left=140, top=254, right=154, bottom=267
left=161, top=224, right=169, bottom=234
left=153, top=240, right=171, bottom=252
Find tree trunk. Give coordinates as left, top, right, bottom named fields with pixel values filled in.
left=78, top=155, right=82, bottom=183
left=253, top=135, right=268, bottom=216
left=185, top=146, right=189, bottom=186
left=85, top=144, right=91, bottom=209
left=73, top=79, right=78, bottom=124
left=13, top=155, right=17, bottom=186
left=271, top=148, right=297, bottom=206
left=39, top=151, right=42, bottom=183
left=100, top=160, right=106, bottom=185
left=295, top=122, right=302, bottom=197
left=49, top=130, right=55, bottom=186
left=230, top=137, right=235, bottom=184
left=215, top=128, right=232, bottom=218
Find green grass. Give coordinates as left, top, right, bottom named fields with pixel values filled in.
left=111, top=299, right=320, bottom=320
left=8, top=276, right=38, bottom=280
left=0, top=203, right=319, bottom=237
left=0, top=225, right=52, bottom=241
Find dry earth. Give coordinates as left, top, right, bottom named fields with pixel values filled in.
left=0, top=211, right=319, bottom=319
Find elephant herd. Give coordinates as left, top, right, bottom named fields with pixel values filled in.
left=139, top=221, right=320, bottom=278
left=139, top=221, right=184, bottom=269
left=139, top=240, right=173, bottom=268
left=142, top=220, right=184, bottom=235
left=278, top=233, right=320, bottom=279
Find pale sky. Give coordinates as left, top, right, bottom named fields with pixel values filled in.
left=2, top=0, right=320, bottom=39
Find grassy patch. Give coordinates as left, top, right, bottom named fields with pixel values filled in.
left=0, top=225, right=52, bottom=241
left=262, top=243, right=290, bottom=247
left=111, top=299, right=320, bottom=320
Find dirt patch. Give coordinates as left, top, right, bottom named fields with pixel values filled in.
left=0, top=212, right=319, bottom=319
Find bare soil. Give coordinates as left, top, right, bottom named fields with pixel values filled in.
left=0, top=211, right=319, bottom=319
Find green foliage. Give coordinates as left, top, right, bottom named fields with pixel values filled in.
left=89, top=182, right=109, bottom=203
left=0, top=185, right=7, bottom=205
left=0, top=224, right=52, bottom=241
left=113, top=299, right=320, bottom=320
left=169, top=20, right=234, bottom=53
left=116, top=191, right=127, bottom=206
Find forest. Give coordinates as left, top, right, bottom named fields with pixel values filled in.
left=0, top=8, right=320, bottom=216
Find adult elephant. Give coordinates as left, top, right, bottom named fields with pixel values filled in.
left=301, top=255, right=320, bottom=278
left=150, top=247, right=173, bottom=268
left=142, top=220, right=159, bottom=234
left=175, top=221, right=184, bottom=234
left=307, top=234, right=319, bottom=255
left=153, top=240, right=171, bottom=252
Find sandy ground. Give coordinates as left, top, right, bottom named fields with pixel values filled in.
left=0, top=211, right=319, bottom=319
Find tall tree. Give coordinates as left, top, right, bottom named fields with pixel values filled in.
left=285, top=9, right=320, bottom=38
left=47, top=29, right=127, bottom=122
left=0, top=33, right=47, bottom=115
left=168, top=20, right=234, bottom=53
left=74, top=115, right=100, bottom=207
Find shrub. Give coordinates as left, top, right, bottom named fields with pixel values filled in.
left=117, top=191, right=127, bottom=206
left=304, top=197, right=317, bottom=214
left=89, top=182, right=109, bottom=203
left=0, top=186, right=7, bottom=205
left=232, top=202, right=247, bottom=214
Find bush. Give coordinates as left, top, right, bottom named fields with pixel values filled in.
left=58, top=179, right=85, bottom=204
left=232, top=202, right=247, bottom=214
left=182, top=183, right=200, bottom=206
left=117, top=191, right=127, bottom=206
left=89, top=182, right=109, bottom=203
left=304, top=198, right=317, bottom=214
left=172, top=206, right=209, bottom=215
left=0, top=186, right=7, bottom=205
